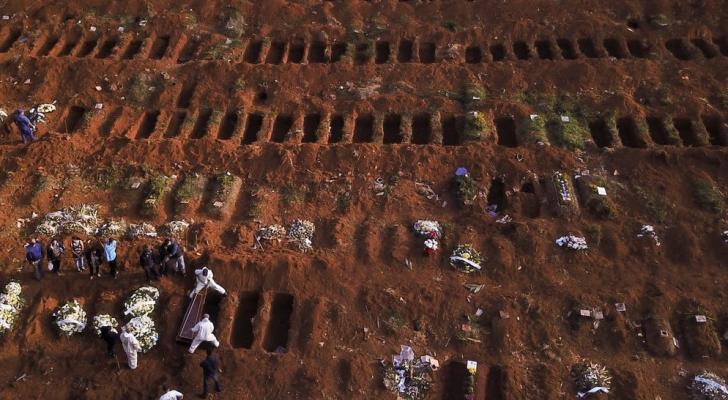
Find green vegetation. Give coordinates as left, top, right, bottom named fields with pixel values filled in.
left=691, top=178, right=725, bottom=214
left=548, top=116, right=590, bottom=150
left=460, top=85, right=487, bottom=106
left=175, top=174, right=204, bottom=204
left=246, top=186, right=261, bottom=219
left=381, top=308, right=407, bottom=335
left=517, top=115, right=548, bottom=144
left=280, top=184, right=303, bottom=206
left=128, top=73, right=153, bottom=105
left=31, top=173, right=48, bottom=196
left=141, top=174, right=172, bottom=217
left=336, top=189, right=352, bottom=213
left=462, top=111, right=491, bottom=142
left=453, top=174, right=479, bottom=206
left=633, top=185, right=669, bottom=223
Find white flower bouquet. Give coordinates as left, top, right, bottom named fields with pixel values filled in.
left=449, top=244, right=483, bottom=273
left=257, top=224, right=287, bottom=241
left=0, top=281, right=24, bottom=335
left=93, top=314, right=119, bottom=336
left=53, top=299, right=87, bottom=336
left=572, top=362, right=611, bottom=396
left=126, top=223, right=158, bottom=239
left=288, top=220, right=315, bottom=251
left=125, top=315, right=159, bottom=353
left=691, top=371, right=728, bottom=400
left=123, top=286, right=160, bottom=317
left=413, top=220, right=442, bottom=239
left=37, top=103, right=57, bottom=113
left=556, top=235, right=588, bottom=250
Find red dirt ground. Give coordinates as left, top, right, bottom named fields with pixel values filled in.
left=0, top=1, right=727, bottom=399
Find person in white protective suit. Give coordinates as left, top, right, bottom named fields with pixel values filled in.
left=188, top=313, right=220, bottom=353
left=120, top=326, right=142, bottom=369
left=189, top=267, right=226, bottom=298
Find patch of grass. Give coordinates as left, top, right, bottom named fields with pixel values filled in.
left=633, top=185, right=669, bottom=223
left=233, top=78, right=246, bottom=92
left=31, top=173, right=48, bottom=196
left=128, top=73, right=153, bottom=105
left=463, top=111, right=491, bottom=142
left=94, top=165, right=125, bottom=190
left=460, top=85, right=487, bottom=106
left=223, top=10, right=246, bottom=38
left=202, top=42, right=227, bottom=60
left=175, top=174, right=201, bottom=203
left=453, top=174, right=479, bottom=206
left=246, top=186, right=261, bottom=219
left=547, top=116, right=589, bottom=150
left=280, top=183, right=303, bottom=206
left=691, top=178, right=725, bottom=214
left=141, top=174, right=172, bottom=217
left=336, top=189, right=352, bottom=213
left=209, top=110, right=223, bottom=126
left=517, top=115, right=548, bottom=144
left=381, top=308, right=407, bottom=335
left=718, top=90, right=728, bottom=110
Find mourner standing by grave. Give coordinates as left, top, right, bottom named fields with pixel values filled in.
left=199, top=348, right=222, bottom=397
left=13, top=108, right=35, bottom=144
left=100, top=325, right=119, bottom=357
left=86, top=239, right=102, bottom=279
left=120, top=326, right=142, bottom=369
left=140, top=245, right=160, bottom=281
left=159, top=385, right=183, bottom=400
left=190, top=267, right=226, bottom=298
left=70, top=236, right=85, bottom=272
left=47, top=238, right=65, bottom=275
left=103, top=237, right=118, bottom=278
left=188, top=313, right=219, bottom=353
left=25, top=238, right=43, bottom=280
left=161, top=237, right=186, bottom=275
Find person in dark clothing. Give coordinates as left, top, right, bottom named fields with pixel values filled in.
left=199, top=348, right=222, bottom=397
left=100, top=325, right=119, bottom=357
left=70, top=236, right=85, bottom=272
left=47, top=238, right=64, bottom=274
left=140, top=245, right=160, bottom=281
left=86, top=240, right=102, bottom=279
left=25, top=238, right=43, bottom=280
left=13, top=109, right=35, bottom=144
left=160, top=238, right=186, bottom=275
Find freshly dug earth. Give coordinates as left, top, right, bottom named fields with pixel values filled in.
left=0, top=1, right=726, bottom=400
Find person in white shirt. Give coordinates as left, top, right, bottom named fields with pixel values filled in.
left=188, top=314, right=219, bottom=353
left=189, top=267, right=226, bottom=298
left=120, top=326, right=142, bottom=369
left=159, top=385, right=183, bottom=400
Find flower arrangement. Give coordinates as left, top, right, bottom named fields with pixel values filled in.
left=556, top=235, right=588, bottom=251
left=93, top=314, right=119, bottom=336
left=37, top=103, right=57, bottom=113
left=637, top=225, right=661, bottom=246
left=36, top=204, right=100, bottom=236
left=0, top=281, right=24, bottom=336
left=125, top=315, right=158, bottom=353
left=96, top=219, right=128, bottom=237
left=123, top=286, right=160, bottom=317
left=382, top=346, right=434, bottom=400
left=257, top=224, right=287, bottom=241
left=126, top=223, right=158, bottom=239
left=413, top=220, right=443, bottom=255
left=449, top=244, right=483, bottom=273
left=571, top=362, right=611, bottom=396
left=691, top=371, right=728, bottom=400
left=53, top=299, right=87, bottom=336
left=288, top=220, right=315, bottom=251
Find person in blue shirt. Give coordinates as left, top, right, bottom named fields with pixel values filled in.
left=13, top=109, right=35, bottom=144
left=24, top=238, right=43, bottom=280
left=103, top=238, right=118, bottom=278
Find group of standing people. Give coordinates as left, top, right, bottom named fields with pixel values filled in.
left=24, top=236, right=117, bottom=281
left=23, top=233, right=226, bottom=398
